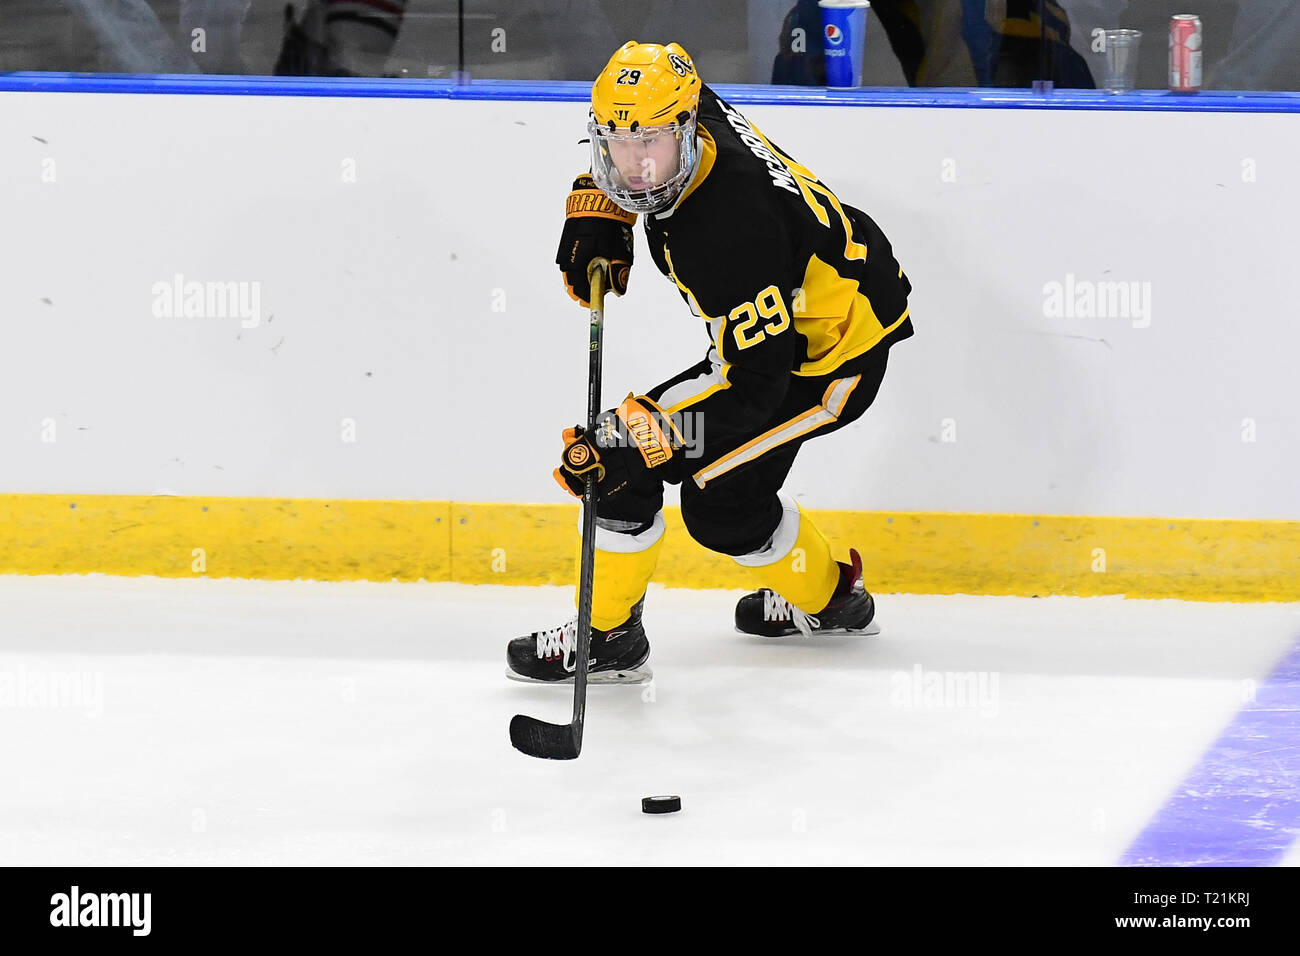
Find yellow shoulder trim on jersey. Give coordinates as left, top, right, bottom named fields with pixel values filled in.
left=669, top=124, right=717, bottom=211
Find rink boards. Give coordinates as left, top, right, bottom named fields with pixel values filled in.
left=2, top=493, right=1297, bottom=601
left=1, top=80, right=1297, bottom=602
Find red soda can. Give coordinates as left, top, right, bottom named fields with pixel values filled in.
left=1169, top=14, right=1203, bottom=92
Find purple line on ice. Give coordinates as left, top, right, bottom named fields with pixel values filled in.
left=1121, top=635, right=1300, bottom=867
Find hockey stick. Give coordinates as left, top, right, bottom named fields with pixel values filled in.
left=509, top=257, right=609, bottom=760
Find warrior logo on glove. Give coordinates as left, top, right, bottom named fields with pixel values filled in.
left=556, top=175, right=634, bottom=308
left=564, top=440, right=594, bottom=470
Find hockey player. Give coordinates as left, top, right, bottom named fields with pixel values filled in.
left=508, top=41, right=913, bottom=683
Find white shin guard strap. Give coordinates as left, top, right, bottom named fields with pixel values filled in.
left=731, top=493, right=800, bottom=568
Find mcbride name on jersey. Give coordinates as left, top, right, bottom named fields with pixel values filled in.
left=642, top=83, right=913, bottom=457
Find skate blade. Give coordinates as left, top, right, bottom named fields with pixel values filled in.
left=505, top=665, right=653, bottom=686
left=736, top=621, right=882, bottom=638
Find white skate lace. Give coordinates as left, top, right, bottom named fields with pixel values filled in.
left=535, top=619, right=579, bottom=672
left=762, top=591, right=819, bottom=638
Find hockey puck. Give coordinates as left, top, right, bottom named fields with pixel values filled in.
left=641, top=795, right=681, bottom=814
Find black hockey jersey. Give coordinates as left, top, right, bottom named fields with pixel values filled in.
left=642, top=83, right=913, bottom=457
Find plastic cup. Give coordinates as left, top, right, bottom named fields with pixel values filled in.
left=819, top=0, right=870, bottom=87
left=1101, top=29, right=1141, bottom=93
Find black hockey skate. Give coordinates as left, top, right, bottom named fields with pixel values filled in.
left=735, top=549, right=880, bottom=638
left=506, top=597, right=652, bottom=685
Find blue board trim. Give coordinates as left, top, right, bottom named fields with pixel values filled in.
left=3, top=72, right=1300, bottom=113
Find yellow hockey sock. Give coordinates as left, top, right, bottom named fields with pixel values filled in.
left=732, top=495, right=839, bottom=613
left=577, top=513, right=666, bottom=631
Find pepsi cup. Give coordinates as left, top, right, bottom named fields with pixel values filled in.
left=819, top=0, right=870, bottom=87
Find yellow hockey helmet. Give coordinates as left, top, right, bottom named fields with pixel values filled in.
left=589, top=42, right=702, bottom=214
left=591, top=41, right=701, bottom=131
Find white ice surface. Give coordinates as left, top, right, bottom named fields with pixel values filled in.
left=0, top=575, right=1297, bottom=866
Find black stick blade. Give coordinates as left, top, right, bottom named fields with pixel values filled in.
left=510, top=714, right=580, bottom=760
